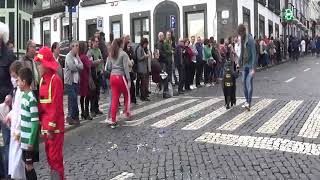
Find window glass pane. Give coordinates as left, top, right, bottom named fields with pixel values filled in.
left=0, top=17, right=5, bottom=23
left=44, top=30, right=51, bottom=47
left=9, top=12, right=15, bottom=43
left=7, top=0, right=14, bottom=8
left=63, top=25, right=69, bottom=40
left=19, top=0, right=22, bottom=10
left=19, top=14, right=21, bottom=49
left=133, top=19, right=141, bottom=44
left=142, top=18, right=149, bottom=40
left=30, top=18, right=33, bottom=39
left=0, top=0, right=4, bottom=8
left=112, top=22, right=121, bottom=39
left=243, top=14, right=250, bottom=34
left=259, top=19, right=265, bottom=37
left=26, top=21, right=29, bottom=46
left=187, top=12, right=204, bottom=39
left=23, top=20, right=26, bottom=49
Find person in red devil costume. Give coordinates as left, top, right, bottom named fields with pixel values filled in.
left=34, top=47, right=64, bottom=180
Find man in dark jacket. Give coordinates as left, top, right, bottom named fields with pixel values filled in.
left=0, top=22, right=14, bottom=179
left=156, top=32, right=171, bottom=98
left=99, top=32, right=108, bottom=94
left=195, top=37, right=204, bottom=87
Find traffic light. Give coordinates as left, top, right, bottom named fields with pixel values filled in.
left=284, top=8, right=294, bottom=21
left=64, top=0, right=80, bottom=7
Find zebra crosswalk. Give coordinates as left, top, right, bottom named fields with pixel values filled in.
left=122, top=96, right=320, bottom=156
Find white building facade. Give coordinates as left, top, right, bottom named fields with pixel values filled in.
left=77, top=0, right=283, bottom=46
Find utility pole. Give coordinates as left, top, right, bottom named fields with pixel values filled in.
left=64, top=0, right=80, bottom=43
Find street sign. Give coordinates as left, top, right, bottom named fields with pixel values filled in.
left=68, top=6, right=77, bottom=13
left=170, top=15, right=176, bottom=29
left=97, top=17, right=103, bottom=31
left=284, top=8, right=294, bottom=21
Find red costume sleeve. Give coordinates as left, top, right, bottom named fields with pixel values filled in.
left=47, top=76, right=64, bottom=131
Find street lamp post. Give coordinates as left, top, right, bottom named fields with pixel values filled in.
left=64, top=0, right=80, bottom=43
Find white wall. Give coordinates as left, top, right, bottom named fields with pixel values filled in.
left=258, top=4, right=281, bottom=38
left=33, top=18, right=41, bottom=44
left=237, top=0, right=254, bottom=35
left=78, top=0, right=216, bottom=47
left=33, top=12, right=64, bottom=45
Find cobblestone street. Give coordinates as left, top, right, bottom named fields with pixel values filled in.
left=35, top=56, right=320, bottom=179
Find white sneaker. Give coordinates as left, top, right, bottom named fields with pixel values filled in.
left=200, top=82, right=205, bottom=86
left=206, top=84, right=211, bottom=87
left=242, top=102, right=248, bottom=108
left=100, top=118, right=112, bottom=124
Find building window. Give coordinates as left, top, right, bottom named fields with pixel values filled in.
left=23, top=20, right=26, bottom=49
left=186, top=12, right=205, bottom=39
left=259, top=15, right=265, bottom=38
left=268, top=20, right=273, bottom=38
left=242, top=7, right=251, bottom=34
left=7, top=0, right=15, bottom=8
left=42, top=20, right=51, bottom=47
left=0, top=0, right=4, bottom=8
left=275, top=23, right=279, bottom=38
left=19, top=0, right=22, bottom=10
left=111, top=22, right=121, bottom=39
left=19, top=14, right=21, bottom=49
left=183, top=4, right=207, bottom=39
left=0, top=17, right=5, bottom=23
left=110, top=15, right=123, bottom=41
left=130, top=11, right=150, bottom=44
left=42, top=0, right=50, bottom=9
left=62, top=17, right=69, bottom=41
left=9, top=12, right=15, bottom=43
left=132, top=18, right=149, bottom=44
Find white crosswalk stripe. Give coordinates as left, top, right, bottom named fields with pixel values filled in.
left=195, top=132, right=320, bottom=156
left=125, top=99, right=197, bottom=126
left=182, top=99, right=246, bottom=131
left=256, top=100, right=303, bottom=134
left=131, top=98, right=178, bottom=116
left=151, top=98, right=222, bottom=128
left=110, top=172, right=135, bottom=180
left=217, top=99, right=275, bottom=131
left=298, top=101, right=320, bottom=138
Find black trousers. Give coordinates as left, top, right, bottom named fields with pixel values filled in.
left=90, top=74, right=101, bottom=113
left=130, top=72, right=137, bottom=103
left=160, top=63, right=169, bottom=94
left=185, top=63, right=192, bottom=90
left=138, top=73, right=149, bottom=99
left=177, top=65, right=185, bottom=92
left=80, top=95, right=91, bottom=116
left=204, top=63, right=212, bottom=84
left=189, top=62, right=196, bottom=86
left=196, top=61, right=204, bottom=86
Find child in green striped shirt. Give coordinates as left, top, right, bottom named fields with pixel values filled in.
left=18, top=67, right=39, bottom=179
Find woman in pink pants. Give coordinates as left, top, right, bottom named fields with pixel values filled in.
left=105, top=38, right=131, bottom=129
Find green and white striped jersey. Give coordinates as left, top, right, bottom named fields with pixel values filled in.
left=20, top=91, right=39, bottom=151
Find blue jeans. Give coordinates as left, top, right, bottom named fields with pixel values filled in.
left=219, top=62, right=226, bottom=79
left=242, top=67, right=254, bottom=106
left=0, top=123, right=10, bottom=178
left=65, top=83, right=80, bottom=120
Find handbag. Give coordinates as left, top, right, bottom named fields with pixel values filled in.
left=88, top=70, right=96, bottom=91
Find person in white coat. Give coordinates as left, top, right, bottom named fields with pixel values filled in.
left=301, top=39, right=306, bottom=56
left=7, top=61, right=26, bottom=180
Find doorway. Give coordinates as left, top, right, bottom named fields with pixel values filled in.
left=153, top=1, right=180, bottom=43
